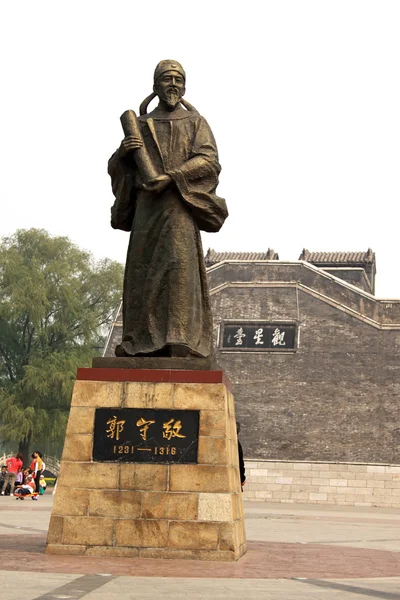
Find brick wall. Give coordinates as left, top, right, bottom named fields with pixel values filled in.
left=210, top=262, right=400, bottom=464
left=243, top=460, right=400, bottom=507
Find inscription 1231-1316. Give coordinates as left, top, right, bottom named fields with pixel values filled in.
left=93, top=408, right=200, bottom=464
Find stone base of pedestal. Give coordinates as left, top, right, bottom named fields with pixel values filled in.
left=46, top=368, right=246, bottom=561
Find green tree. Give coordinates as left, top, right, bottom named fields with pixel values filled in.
left=0, top=228, right=123, bottom=463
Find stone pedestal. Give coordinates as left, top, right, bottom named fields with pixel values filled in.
left=46, top=367, right=246, bottom=560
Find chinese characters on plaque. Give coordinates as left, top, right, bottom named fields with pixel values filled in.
left=222, top=323, right=296, bottom=350
left=93, top=408, right=199, bottom=463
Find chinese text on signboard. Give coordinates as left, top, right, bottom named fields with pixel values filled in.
left=93, top=408, right=199, bottom=464
left=222, top=323, right=296, bottom=350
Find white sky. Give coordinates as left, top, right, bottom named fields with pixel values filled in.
left=1, top=1, right=399, bottom=297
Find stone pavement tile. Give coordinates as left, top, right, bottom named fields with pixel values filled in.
left=0, top=502, right=50, bottom=512
left=322, top=540, right=400, bottom=553
left=1, top=536, right=400, bottom=579
left=3, top=574, right=400, bottom=600
left=245, top=515, right=400, bottom=552
left=295, top=577, right=400, bottom=599
left=0, top=571, right=80, bottom=600
left=0, top=496, right=51, bottom=535
left=34, top=574, right=117, bottom=600
left=0, top=521, right=46, bottom=536
left=80, top=577, right=325, bottom=599
left=243, top=501, right=400, bottom=521
left=77, top=576, right=400, bottom=599
left=0, top=534, right=45, bottom=553
left=335, top=578, right=400, bottom=595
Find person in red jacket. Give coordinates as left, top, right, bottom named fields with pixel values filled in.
left=1, top=453, right=23, bottom=496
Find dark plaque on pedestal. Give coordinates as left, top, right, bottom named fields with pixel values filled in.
left=93, top=408, right=199, bottom=464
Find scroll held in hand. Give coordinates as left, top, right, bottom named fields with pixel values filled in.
left=120, top=110, right=159, bottom=183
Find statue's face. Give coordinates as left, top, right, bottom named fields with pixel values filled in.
left=155, top=70, right=185, bottom=108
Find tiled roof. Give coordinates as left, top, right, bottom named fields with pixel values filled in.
left=205, top=249, right=279, bottom=266
left=299, top=249, right=375, bottom=265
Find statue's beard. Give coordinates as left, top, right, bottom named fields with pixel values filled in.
left=164, top=88, right=181, bottom=108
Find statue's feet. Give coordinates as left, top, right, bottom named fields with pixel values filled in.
left=167, top=344, right=204, bottom=358
left=115, top=344, right=172, bottom=358
left=115, top=344, right=130, bottom=357
left=115, top=343, right=203, bottom=359
left=167, top=344, right=190, bottom=357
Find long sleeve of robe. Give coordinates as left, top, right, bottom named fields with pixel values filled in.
left=108, top=106, right=228, bottom=357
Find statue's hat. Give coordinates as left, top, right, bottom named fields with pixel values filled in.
left=154, top=60, right=186, bottom=83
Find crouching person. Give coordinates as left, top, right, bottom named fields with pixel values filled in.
left=14, top=469, right=36, bottom=500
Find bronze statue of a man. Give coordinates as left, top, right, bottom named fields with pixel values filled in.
left=108, top=60, right=228, bottom=358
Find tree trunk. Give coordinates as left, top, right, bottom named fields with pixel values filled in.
left=18, top=432, right=32, bottom=466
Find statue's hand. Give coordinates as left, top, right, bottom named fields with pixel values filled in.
left=142, top=174, right=172, bottom=194
left=119, top=135, right=143, bottom=157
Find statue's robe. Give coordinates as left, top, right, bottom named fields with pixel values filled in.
left=108, top=105, right=228, bottom=357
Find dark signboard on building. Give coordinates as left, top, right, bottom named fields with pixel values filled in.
left=93, top=408, right=199, bottom=464
left=221, top=323, right=296, bottom=350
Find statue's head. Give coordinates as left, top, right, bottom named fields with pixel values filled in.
left=153, top=60, right=186, bottom=109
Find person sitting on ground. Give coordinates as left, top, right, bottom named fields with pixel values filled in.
left=14, top=470, right=36, bottom=499
left=1, top=453, right=23, bottom=496
left=17, top=467, right=32, bottom=489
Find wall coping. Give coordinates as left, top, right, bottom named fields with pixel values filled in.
left=245, top=458, right=400, bottom=468
left=207, top=259, right=400, bottom=303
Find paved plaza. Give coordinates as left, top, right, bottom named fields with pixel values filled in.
left=0, top=495, right=400, bottom=598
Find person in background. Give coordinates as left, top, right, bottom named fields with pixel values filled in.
left=21, top=467, right=30, bottom=485
left=30, top=451, right=44, bottom=495
left=236, top=422, right=246, bottom=490
left=15, top=467, right=23, bottom=489
left=20, top=467, right=30, bottom=485
left=0, top=466, right=8, bottom=494
left=39, top=475, right=47, bottom=495
left=14, top=469, right=36, bottom=499
left=1, top=453, right=23, bottom=496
